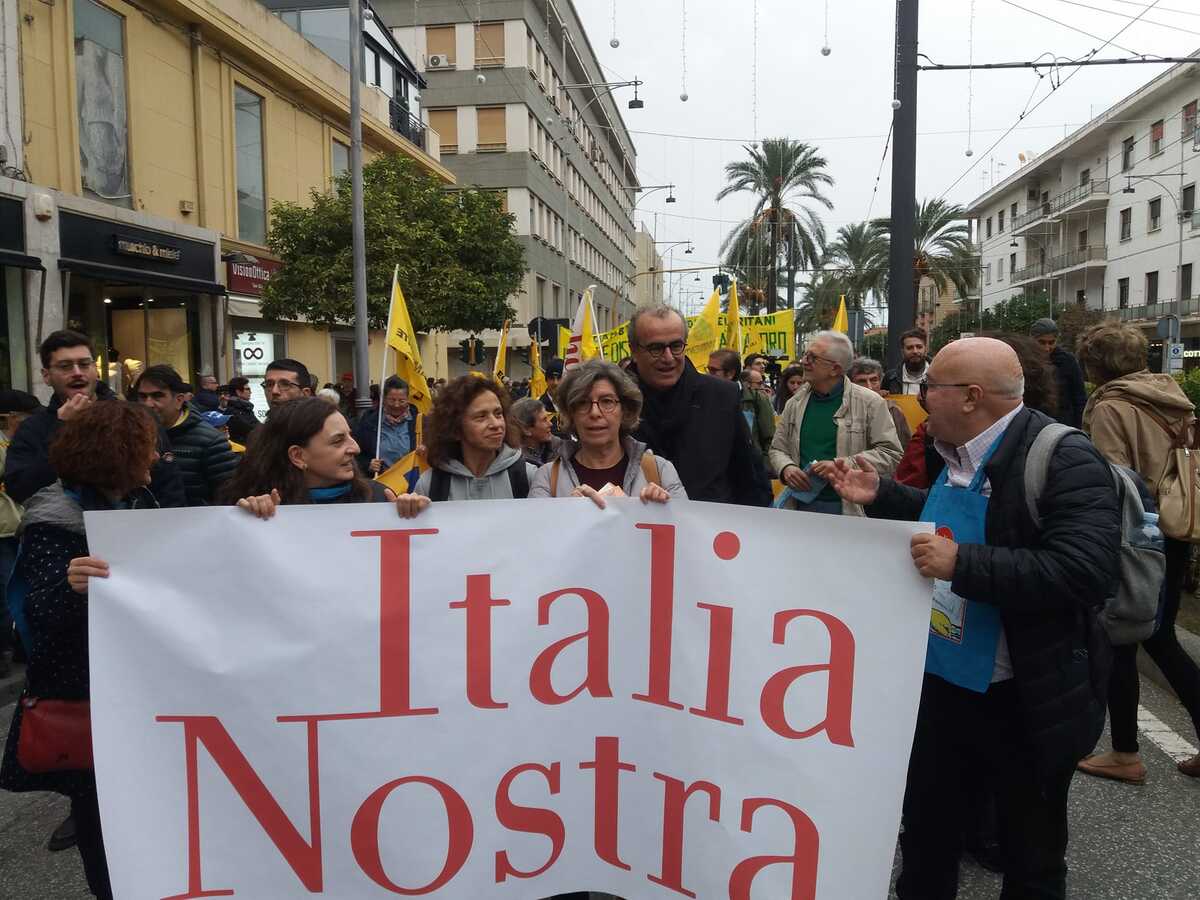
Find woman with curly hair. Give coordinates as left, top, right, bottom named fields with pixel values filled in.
left=395, top=375, right=536, bottom=517
left=222, top=397, right=393, bottom=518
left=0, top=401, right=164, bottom=899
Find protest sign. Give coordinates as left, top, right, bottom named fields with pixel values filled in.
left=87, top=500, right=931, bottom=898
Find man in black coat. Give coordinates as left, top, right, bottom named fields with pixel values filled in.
left=222, top=376, right=261, bottom=444
left=823, top=337, right=1120, bottom=900
left=4, top=330, right=186, bottom=508
left=628, top=306, right=772, bottom=506
left=1031, top=317, right=1088, bottom=427
left=134, top=365, right=239, bottom=506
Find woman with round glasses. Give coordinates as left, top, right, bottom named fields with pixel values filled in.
left=529, top=359, right=686, bottom=504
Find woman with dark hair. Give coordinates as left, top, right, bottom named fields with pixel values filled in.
left=0, top=402, right=164, bottom=900
left=510, top=396, right=561, bottom=467
left=395, top=375, right=536, bottom=518
left=774, top=364, right=805, bottom=414
left=222, top=397, right=393, bottom=518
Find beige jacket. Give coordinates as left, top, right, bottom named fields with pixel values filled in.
left=768, top=377, right=903, bottom=515
left=1083, top=369, right=1195, bottom=501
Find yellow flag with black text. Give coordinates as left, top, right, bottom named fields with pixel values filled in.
left=686, top=289, right=722, bottom=370
left=384, top=267, right=431, bottom=414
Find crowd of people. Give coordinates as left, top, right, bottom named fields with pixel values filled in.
left=0, top=307, right=1198, bottom=899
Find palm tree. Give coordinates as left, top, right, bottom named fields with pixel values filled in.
left=874, top=198, right=977, bottom=321
left=795, top=270, right=849, bottom=334
left=717, top=139, right=834, bottom=314
left=825, top=221, right=888, bottom=311
left=720, top=227, right=789, bottom=314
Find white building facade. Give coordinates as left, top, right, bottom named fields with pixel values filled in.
left=967, top=59, right=1200, bottom=347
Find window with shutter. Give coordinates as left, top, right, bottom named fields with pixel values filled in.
left=475, top=23, right=504, bottom=66
left=426, top=26, right=455, bottom=63
left=1185, top=101, right=1198, bottom=138
left=1152, top=120, right=1165, bottom=155
left=428, top=109, right=457, bottom=153
left=477, top=107, right=506, bottom=151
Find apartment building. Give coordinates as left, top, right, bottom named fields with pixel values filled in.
left=633, top=225, right=665, bottom=307
left=967, top=58, right=1200, bottom=357
left=385, top=0, right=639, bottom=374
left=2, top=0, right=451, bottom=403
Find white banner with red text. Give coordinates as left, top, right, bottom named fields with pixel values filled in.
left=86, top=499, right=932, bottom=898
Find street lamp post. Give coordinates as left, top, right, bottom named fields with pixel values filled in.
left=653, top=241, right=692, bottom=306
left=349, top=0, right=370, bottom=411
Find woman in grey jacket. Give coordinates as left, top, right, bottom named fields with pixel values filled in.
left=396, top=375, right=537, bottom=517
left=529, top=359, right=686, bottom=505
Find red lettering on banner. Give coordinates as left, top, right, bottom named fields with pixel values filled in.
left=449, top=574, right=511, bottom=709
left=647, top=774, right=722, bottom=897
left=155, top=715, right=323, bottom=899
left=760, top=610, right=856, bottom=746
left=350, top=776, right=473, bottom=895
left=494, top=762, right=565, bottom=882
left=529, top=588, right=613, bottom=704
left=728, top=798, right=820, bottom=900
left=350, top=529, right=440, bottom=717
left=579, top=736, right=636, bottom=871
left=632, top=523, right=684, bottom=711
left=689, top=603, right=744, bottom=726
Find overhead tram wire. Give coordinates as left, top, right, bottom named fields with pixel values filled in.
left=999, top=0, right=1143, bottom=54
left=1044, top=0, right=1200, bottom=34
left=865, top=123, right=894, bottom=221
left=937, top=0, right=1166, bottom=201
left=1101, top=0, right=1200, bottom=16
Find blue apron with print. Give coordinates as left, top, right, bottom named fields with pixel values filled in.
left=918, top=437, right=1005, bottom=692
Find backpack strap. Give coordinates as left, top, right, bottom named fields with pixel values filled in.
left=429, top=467, right=450, bottom=502
left=549, top=458, right=561, bottom=496
left=1023, top=423, right=1082, bottom=529
left=506, top=459, right=530, bottom=499
left=640, top=450, right=661, bottom=488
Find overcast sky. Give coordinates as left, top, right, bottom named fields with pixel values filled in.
left=572, top=0, right=1200, bottom=314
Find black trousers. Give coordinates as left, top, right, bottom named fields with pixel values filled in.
left=896, top=674, right=1076, bottom=900
left=1109, top=537, right=1200, bottom=752
left=72, top=784, right=112, bottom=900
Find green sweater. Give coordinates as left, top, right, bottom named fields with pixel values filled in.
left=798, top=381, right=842, bottom=501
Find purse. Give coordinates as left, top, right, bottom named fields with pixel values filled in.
left=15, top=697, right=94, bottom=773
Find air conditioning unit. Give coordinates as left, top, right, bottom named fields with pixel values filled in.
left=427, top=54, right=454, bottom=69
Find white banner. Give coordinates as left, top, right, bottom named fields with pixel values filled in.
left=86, top=500, right=932, bottom=899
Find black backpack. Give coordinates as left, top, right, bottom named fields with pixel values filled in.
left=428, top=460, right=529, bottom=501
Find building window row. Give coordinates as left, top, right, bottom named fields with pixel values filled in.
left=529, top=192, right=564, bottom=253
left=569, top=227, right=621, bottom=294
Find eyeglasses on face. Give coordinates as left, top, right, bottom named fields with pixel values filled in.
left=572, top=396, right=621, bottom=415
left=639, top=340, right=686, bottom=360
left=800, top=351, right=838, bottom=367
left=263, top=378, right=303, bottom=392
left=49, top=358, right=94, bottom=373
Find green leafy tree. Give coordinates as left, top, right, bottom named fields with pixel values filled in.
left=875, top=198, right=977, bottom=320
left=261, top=153, right=525, bottom=333
left=717, top=139, right=834, bottom=314
left=795, top=270, right=848, bottom=333
left=825, top=221, right=888, bottom=310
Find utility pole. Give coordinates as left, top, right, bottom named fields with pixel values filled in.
left=350, top=0, right=371, bottom=412
left=886, top=0, right=919, bottom=371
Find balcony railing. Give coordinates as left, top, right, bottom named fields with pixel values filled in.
left=1012, top=262, right=1047, bottom=282
left=1048, top=245, right=1107, bottom=273
left=389, top=100, right=427, bottom=152
left=1115, top=297, right=1200, bottom=322
left=1012, top=179, right=1110, bottom=231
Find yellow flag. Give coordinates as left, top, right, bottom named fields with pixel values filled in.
left=559, top=326, right=573, bottom=362
left=724, top=280, right=744, bottom=353
left=686, top=289, right=722, bottom=370
left=832, top=295, right=849, bottom=334
left=564, top=287, right=603, bottom=368
left=493, top=319, right=510, bottom=382
left=529, top=333, right=548, bottom=399
left=384, top=267, right=431, bottom=413
left=376, top=449, right=429, bottom=494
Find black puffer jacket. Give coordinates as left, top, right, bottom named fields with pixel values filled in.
left=869, top=407, right=1121, bottom=777
left=2, top=383, right=186, bottom=507
left=167, top=410, right=239, bottom=506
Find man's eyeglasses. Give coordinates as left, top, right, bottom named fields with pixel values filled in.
left=800, top=351, right=838, bottom=367
left=639, top=340, right=686, bottom=359
left=263, top=378, right=303, bottom=392
left=572, top=396, right=621, bottom=415
left=49, top=358, right=94, bottom=373
left=919, top=380, right=974, bottom=398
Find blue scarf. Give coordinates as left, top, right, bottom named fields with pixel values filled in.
left=308, top=483, right=353, bottom=503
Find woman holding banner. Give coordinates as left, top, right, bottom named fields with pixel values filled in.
left=223, top=397, right=394, bottom=518
left=0, top=402, right=165, bottom=899
left=395, top=375, right=536, bottom=517
left=529, top=359, right=686, bottom=505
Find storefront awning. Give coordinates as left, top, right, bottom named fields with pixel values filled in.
left=58, top=258, right=225, bottom=295
left=0, top=249, right=44, bottom=270
left=228, top=295, right=263, bottom=319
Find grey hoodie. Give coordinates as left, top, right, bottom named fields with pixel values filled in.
left=18, top=482, right=87, bottom=537
left=413, top=443, right=538, bottom=500
left=528, top=435, right=688, bottom=499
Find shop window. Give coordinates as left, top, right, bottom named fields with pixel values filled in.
left=233, top=321, right=284, bottom=421
left=234, top=85, right=267, bottom=245
left=0, top=267, right=29, bottom=390
left=74, top=0, right=132, bottom=207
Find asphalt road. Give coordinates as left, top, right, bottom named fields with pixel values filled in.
left=0, top=676, right=1197, bottom=900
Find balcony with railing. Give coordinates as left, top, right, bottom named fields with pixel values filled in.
left=1047, top=245, right=1107, bottom=274
left=1114, top=297, right=1200, bottom=322
left=389, top=100, right=427, bottom=152
left=1012, top=261, right=1047, bottom=283
left=1012, top=179, right=1111, bottom=236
